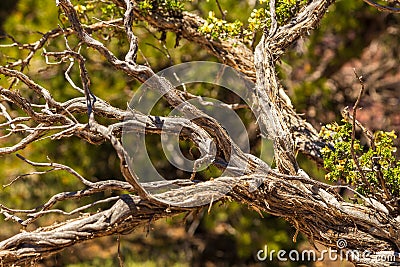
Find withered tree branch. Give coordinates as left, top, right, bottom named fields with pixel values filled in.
left=110, top=0, right=327, bottom=163
left=1, top=0, right=399, bottom=266
left=362, top=0, right=400, bottom=13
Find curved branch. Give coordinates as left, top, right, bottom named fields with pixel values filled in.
left=1, top=1, right=399, bottom=266
left=110, top=0, right=330, bottom=164
left=362, top=0, right=400, bottom=13
left=1, top=174, right=399, bottom=266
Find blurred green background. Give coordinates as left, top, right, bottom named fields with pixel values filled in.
left=1, top=0, right=399, bottom=266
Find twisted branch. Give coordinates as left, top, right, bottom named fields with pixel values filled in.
left=1, top=0, right=399, bottom=266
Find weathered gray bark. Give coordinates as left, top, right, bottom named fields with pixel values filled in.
left=1, top=0, right=400, bottom=266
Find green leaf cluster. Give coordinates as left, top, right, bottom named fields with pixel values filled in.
left=198, top=0, right=308, bottom=41
left=320, top=121, right=400, bottom=197
left=272, top=0, right=308, bottom=25
left=198, top=10, right=243, bottom=40
left=137, top=0, right=191, bottom=16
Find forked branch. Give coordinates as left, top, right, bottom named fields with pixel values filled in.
left=1, top=0, right=400, bottom=266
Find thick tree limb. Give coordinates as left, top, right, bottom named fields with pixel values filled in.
left=1, top=173, right=399, bottom=266
left=1, top=0, right=400, bottom=266
left=110, top=0, right=328, bottom=163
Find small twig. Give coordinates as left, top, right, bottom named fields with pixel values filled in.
left=8, top=194, right=123, bottom=226
left=181, top=91, right=248, bottom=110
left=350, top=69, right=373, bottom=193
left=91, top=17, right=124, bottom=29
left=0, top=116, right=30, bottom=128
left=133, top=24, right=167, bottom=66
left=46, top=124, right=80, bottom=140
left=0, top=103, right=16, bottom=130
left=0, top=67, right=61, bottom=110
left=352, top=69, right=391, bottom=200
left=207, top=195, right=214, bottom=214
left=0, top=210, right=24, bottom=224
left=362, top=0, right=400, bottom=13
left=215, top=0, right=226, bottom=20
left=0, top=204, right=36, bottom=214
left=117, top=235, right=124, bottom=267
left=27, top=195, right=121, bottom=218
left=44, top=49, right=96, bottom=118
left=43, top=48, right=65, bottom=65
left=8, top=124, right=73, bottom=133
left=3, top=168, right=56, bottom=188
left=341, top=107, right=374, bottom=146
left=144, top=42, right=170, bottom=59
left=0, top=131, right=13, bottom=139
left=0, top=126, right=47, bottom=155
left=6, top=181, right=134, bottom=225
left=15, top=154, right=96, bottom=187
left=64, top=55, right=85, bottom=94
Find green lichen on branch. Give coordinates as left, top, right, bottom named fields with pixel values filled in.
left=137, top=0, right=191, bottom=17
left=198, top=0, right=308, bottom=41
left=272, top=0, right=309, bottom=24
left=72, top=1, right=122, bottom=23
left=75, top=0, right=190, bottom=18
left=320, top=120, right=400, bottom=197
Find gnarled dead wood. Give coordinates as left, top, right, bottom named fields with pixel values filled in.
left=1, top=0, right=400, bottom=266
left=1, top=173, right=399, bottom=266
